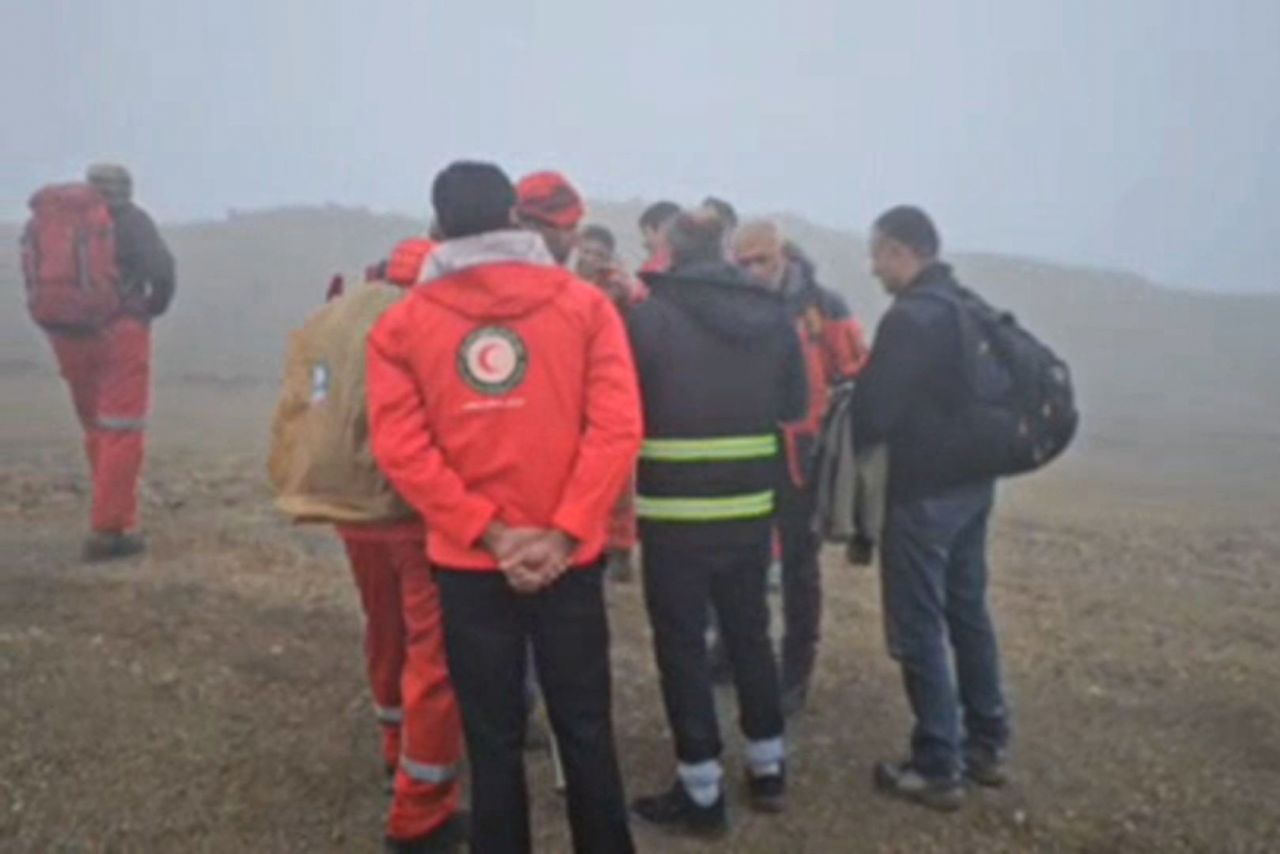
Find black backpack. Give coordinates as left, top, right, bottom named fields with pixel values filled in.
left=922, top=284, right=1078, bottom=479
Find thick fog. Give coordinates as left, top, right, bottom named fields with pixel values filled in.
left=2, top=0, right=1277, bottom=292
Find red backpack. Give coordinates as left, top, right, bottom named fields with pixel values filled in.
left=21, top=183, right=121, bottom=330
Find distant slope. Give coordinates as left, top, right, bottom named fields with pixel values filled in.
left=3, top=204, right=1279, bottom=462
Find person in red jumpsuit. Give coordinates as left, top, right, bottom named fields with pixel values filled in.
left=332, top=238, right=468, bottom=853
left=44, top=164, right=176, bottom=562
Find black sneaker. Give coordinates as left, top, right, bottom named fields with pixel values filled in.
left=872, top=760, right=965, bottom=813
left=964, top=745, right=1009, bottom=788
left=746, top=766, right=786, bottom=814
left=384, top=810, right=469, bottom=853
left=83, top=532, right=146, bottom=563
left=632, top=781, right=727, bottom=837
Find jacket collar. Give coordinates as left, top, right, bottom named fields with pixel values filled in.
left=420, top=230, right=553, bottom=283
left=907, top=261, right=954, bottom=291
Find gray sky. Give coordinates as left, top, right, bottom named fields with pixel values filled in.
left=3, top=0, right=1278, bottom=292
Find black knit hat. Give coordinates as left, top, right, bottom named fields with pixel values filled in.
left=432, top=161, right=516, bottom=239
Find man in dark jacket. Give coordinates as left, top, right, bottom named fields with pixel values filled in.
left=628, top=211, right=808, bottom=835
left=852, top=206, right=1010, bottom=812
left=733, top=220, right=869, bottom=716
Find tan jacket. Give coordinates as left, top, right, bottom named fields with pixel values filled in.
left=268, top=281, right=415, bottom=524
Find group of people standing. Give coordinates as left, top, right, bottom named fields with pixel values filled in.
left=336, top=162, right=1013, bottom=853
left=30, top=161, right=1014, bottom=854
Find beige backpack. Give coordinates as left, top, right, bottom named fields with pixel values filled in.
left=268, top=281, right=414, bottom=524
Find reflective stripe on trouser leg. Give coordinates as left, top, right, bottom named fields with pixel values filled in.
left=400, top=756, right=459, bottom=785
left=96, top=416, right=147, bottom=431
left=641, top=434, right=778, bottom=461
left=375, top=705, right=404, bottom=726
left=388, top=538, right=462, bottom=841
left=636, top=490, right=775, bottom=522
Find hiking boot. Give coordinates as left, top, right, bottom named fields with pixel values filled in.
left=781, top=681, right=809, bottom=719
left=872, top=760, right=965, bottom=813
left=384, top=810, right=469, bottom=853
left=746, top=766, right=787, bottom=814
left=632, top=781, right=727, bottom=838
left=964, top=745, right=1010, bottom=788
left=83, top=532, right=146, bottom=563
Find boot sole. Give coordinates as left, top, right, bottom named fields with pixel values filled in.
left=873, top=768, right=965, bottom=813
left=632, top=808, right=728, bottom=839
left=83, top=547, right=146, bottom=564
left=965, top=769, right=1009, bottom=788
left=876, top=786, right=965, bottom=813
left=748, top=794, right=786, bottom=814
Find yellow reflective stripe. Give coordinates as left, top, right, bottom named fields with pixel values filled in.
left=641, top=435, right=778, bottom=462
left=636, top=490, right=775, bottom=522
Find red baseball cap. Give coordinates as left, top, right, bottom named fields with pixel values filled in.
left=515, top=171, right=585, bottom=230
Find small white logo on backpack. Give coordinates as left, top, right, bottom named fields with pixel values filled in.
left=310, top=363, right=330, bottom=403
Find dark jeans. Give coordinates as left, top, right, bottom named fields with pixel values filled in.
left=880, top=480, right=1010, bottom=780
left=436, top=566, right=634, bottom=854
left=778, top=473, right=822, bottom=690
left=642, top=534, right=784, bottom=764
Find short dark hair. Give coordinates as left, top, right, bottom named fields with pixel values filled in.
left=668, top=211, right=726, bottom=267
left=580, top=224, right=616, bottom=252
left=431, top=161, right=516, bottom=239
left=874, top=206, right=941, bottom=259
left=639, top=201, right=681, bottom=232
left=702, top=196, right=739, bottom=229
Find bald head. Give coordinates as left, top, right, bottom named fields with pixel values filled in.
left=732, top=219, right=788, bottom=290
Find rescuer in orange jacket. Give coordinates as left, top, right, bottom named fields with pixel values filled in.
left=328, top=237, right=467, bottom=854
left=367, top=162, right=642, bottom=854
left=732, top=220, right=870, bottom=716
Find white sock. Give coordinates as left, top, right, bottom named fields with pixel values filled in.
left=747, top=736, right=786, bottom=779
left=678, top=759, right=723, bottom=807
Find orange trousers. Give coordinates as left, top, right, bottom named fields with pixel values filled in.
left=340, top=530, right=463, bottom=841
left=49, top=317, right=150, bottom=534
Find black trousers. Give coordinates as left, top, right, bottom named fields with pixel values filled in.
left=778, top=472, right=822, bottom=690
left=436, top=565, right=634, bottom=854
left=642, top=533, right=784, bottom=764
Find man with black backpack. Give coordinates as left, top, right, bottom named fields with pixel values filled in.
left=24, top=164, right=175, bottom=562
left=852, top=207, right=1017, bottom=811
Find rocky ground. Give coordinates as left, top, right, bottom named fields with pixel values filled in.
left=2, top=376, right=1278, bottom=853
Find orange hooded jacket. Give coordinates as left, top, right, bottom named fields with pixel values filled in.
left=366, top=231, right=644, bottom=570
